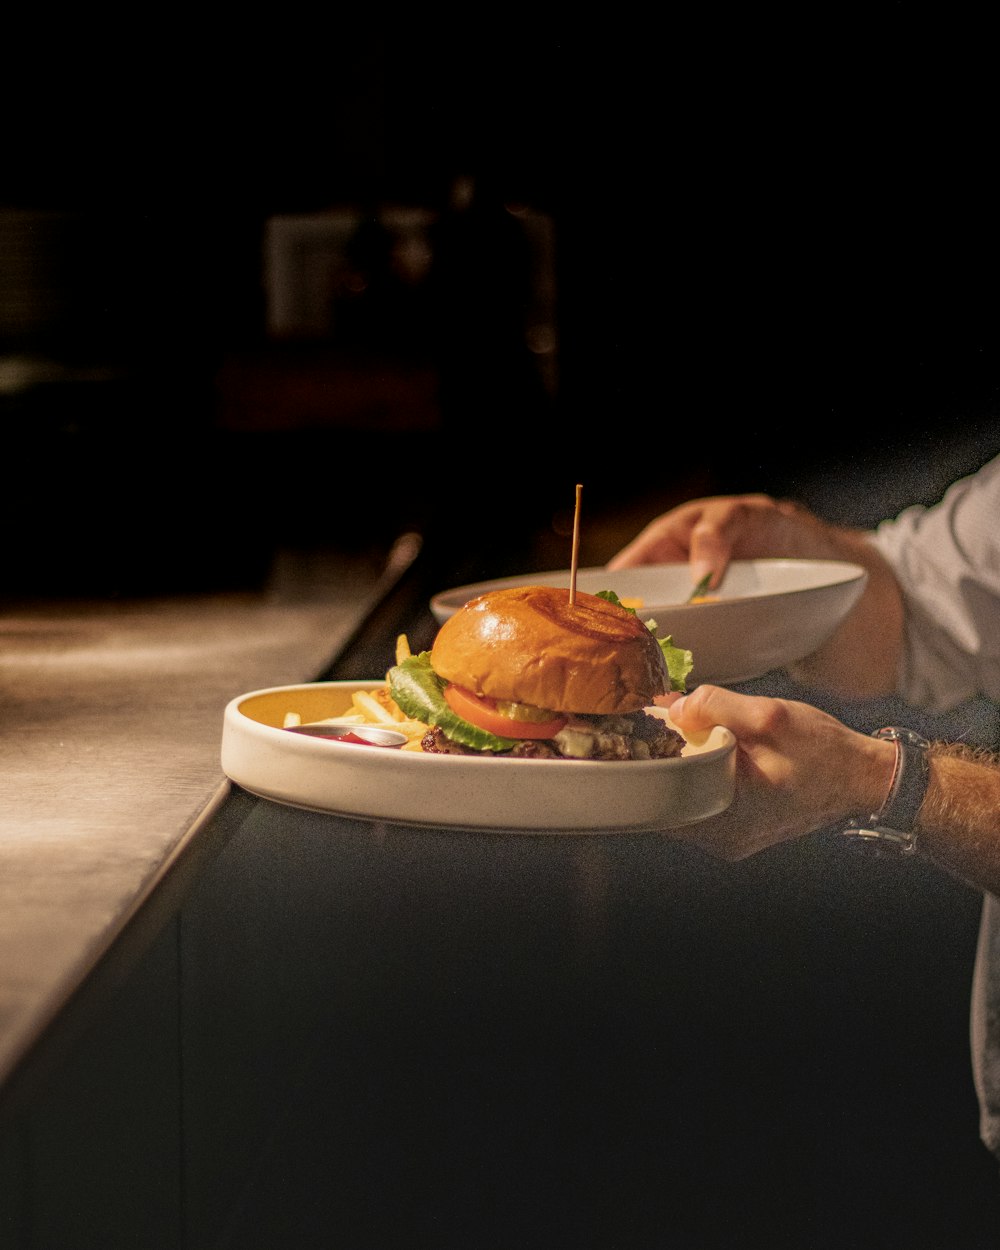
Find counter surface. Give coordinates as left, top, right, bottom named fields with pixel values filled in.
left=0, top=537, right=418, bottom=1091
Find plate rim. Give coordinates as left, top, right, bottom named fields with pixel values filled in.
left=428, top=557, right=868, bottom=619
left=226, top=679, right=737, bottom=769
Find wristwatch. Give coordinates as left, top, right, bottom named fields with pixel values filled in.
left=842, top=727, right=932, bottom=854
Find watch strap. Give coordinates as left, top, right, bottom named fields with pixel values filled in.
left=843, top=727, right=931, bottom=854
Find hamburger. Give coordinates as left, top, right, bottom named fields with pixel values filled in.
left=388, top=585, right=693, bottom=760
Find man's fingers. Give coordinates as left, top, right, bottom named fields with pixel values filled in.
left=687, top=522, right=734, bottom=589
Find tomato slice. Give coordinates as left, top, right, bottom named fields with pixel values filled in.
left=443, top=684, right=567, bottom=739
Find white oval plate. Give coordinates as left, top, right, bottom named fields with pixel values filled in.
left=429, top=559, right=868, bottom=686
left=221, top=681, right=736, bottom=833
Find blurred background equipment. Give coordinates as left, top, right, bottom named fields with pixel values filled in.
left=2, top=32, right=998, bottom=597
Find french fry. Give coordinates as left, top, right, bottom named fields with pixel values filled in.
left=347, top=688, right=430, bottom=747
left=352, top=690, right=397, bottom=724
left=287, top=676, right=431, bottom=751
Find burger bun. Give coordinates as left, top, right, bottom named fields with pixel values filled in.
left=430, top=585, right=669, bottom=715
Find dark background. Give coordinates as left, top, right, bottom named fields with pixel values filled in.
left=3, top=21, right=998, bottom=595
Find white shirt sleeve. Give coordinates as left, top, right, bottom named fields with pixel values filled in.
left=869, top=451, right=1000, bottom=713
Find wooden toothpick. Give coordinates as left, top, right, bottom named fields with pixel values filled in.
left=569, top=483, right=583, bottom=604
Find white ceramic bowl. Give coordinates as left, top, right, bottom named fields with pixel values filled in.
left=429, top=559, right=868, bottom=686
left=221, top=681, right=736, bottom=833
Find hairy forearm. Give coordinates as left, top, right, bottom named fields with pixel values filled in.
left=916, top=745, right=1000, bottom=897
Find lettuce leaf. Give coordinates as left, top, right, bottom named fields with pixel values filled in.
left=657, top=636, right=694, bottom=693
left=388, top=653, right=519, bottom=752
left=596, top=589, right=693, bottom=693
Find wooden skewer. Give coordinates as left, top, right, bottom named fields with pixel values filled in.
left=569, top=483, right=583, bottom=604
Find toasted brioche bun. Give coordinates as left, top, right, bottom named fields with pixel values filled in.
left=430, top=585, right=669, bottom=715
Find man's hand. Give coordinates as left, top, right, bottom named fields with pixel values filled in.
left=608, top=494, right=836, bottom=586
left=665, top=684, right=895, bottom=861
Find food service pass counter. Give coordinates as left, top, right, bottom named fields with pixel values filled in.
left=2, top=538, right=999, bottom=1250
